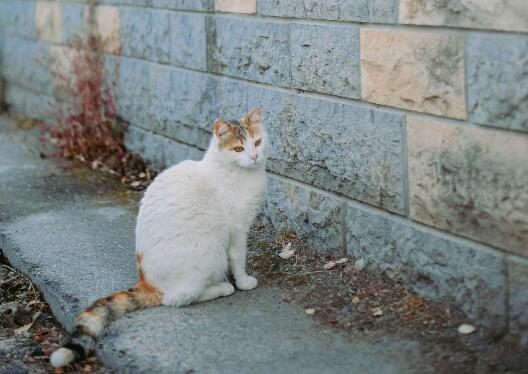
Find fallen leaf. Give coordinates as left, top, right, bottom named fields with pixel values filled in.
left=336, top=258, right=348, bottom=264
left=305, top=308, right=315, bottom=315
left=328, top=319, right=338, bottom=325
left=324, top=261, right=337, bottom=270
left=457, top=324, right=475, bottom=335
left=282, top=242, right=292, bottom=252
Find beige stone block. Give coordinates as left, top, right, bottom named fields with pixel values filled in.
left=400, top=0, right=528, bottom=33
left=360, top=28, right=466, bottom=119
left=35, top=1, right=62, bottom=43
left=215, top=0, right=256, bottom=14
left=95, top=6, right=120, bottom=54
left=407, top=116, right=528, bottom=255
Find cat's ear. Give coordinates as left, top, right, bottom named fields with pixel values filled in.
left=214, top=119, right=231, bottom=138
left=244, top=106, right=262, bottom=127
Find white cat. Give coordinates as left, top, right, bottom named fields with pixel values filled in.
left=51, top=107, right=268, bottom=368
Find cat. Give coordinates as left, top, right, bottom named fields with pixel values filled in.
left=51, top=107, right=269, bottom=368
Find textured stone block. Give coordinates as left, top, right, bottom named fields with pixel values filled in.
left=35, top=1, right=62, bottom=43
left=152, top=0, right=212, bottom=10
left=1, top=0, right=36, bottom=38
left=61, top=3, right=87, bottom=42
left=257, top=0, right=396, bottom=23
left=508, top=255, right=528, bottom=345
left=291, top=24, right=360, bottom=99
left=209, top=17, right=290, bottom=86
left=215, top=0, right=255, bottom=13
left=467, top=34, right=528, bottom=133
left=208, top=78, right=249, bottom=130
left=346, top=203, right=506, bottom=328
left=125, top=126, right=203, bottom=170
left=5, top=84, right=56, bottom=122
left=117, top=57, right=152, bottom=129
left=170, top=13, right=207, bottom=71
left=400, top=0, right=528, bottom=33
left=95, top=6, right=120, bottom=54
left=120, top=8, right=170, bottom=63
left=99, top=0, right=151, bottom=5
left=360, top=28, right=466, bottom=119
left=148, top=65, right=213, bottom=149
left=407, top=116, right=528, bottom=256
left=133, top=65, right=250, bottom=149
left=247, top=86, right=405, bottom=214
left=1, top=37, right=53, bottom=96
left=263, top=176, right=344, bottom=252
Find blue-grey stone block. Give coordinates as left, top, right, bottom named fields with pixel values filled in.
left=152, top=0, right=212, bottom=10
left=209, top=17, right=291, bottom=86
left=99, top=0, right=152, bottom=6
left=125, top=126, right=203, bottom=170
left=248, top=86, right=405, bottom=214
left=507, top=255, right=528, bottom=345
left=291, top=24, right=360, bottom=99
left=61, top=3, right=87, bottom=42
left=467, top=34, right=528, bottom=132
left=263, top=176, right=345, bottom=252
left=170, top=13, right=207, bottom=71
left=120, top=9, right=170, bottom=63
left=5, top=84, right=56, bottom=121
left=208, top=78, right=249, bottom=129
left=152, top=0, right=214, bottom=12
left=117, top=57, right=152, bottom=128
left=257, top=0, right=396, bottom=23
left=1, top=0, right=36, bottom=39
left=345, top=203, right=506, bottom=328
left=148, top=65, right=213, bottom=149
left=125, top=126, right=165, bottom=169
left=1, top=37, right=53, bottom=96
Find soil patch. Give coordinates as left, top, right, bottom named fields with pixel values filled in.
left=247, top=224, right=528, bottom=374
left=0, top=250, right=109, bottom=373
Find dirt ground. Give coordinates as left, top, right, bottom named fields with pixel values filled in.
left=0, top=251, right=109, bottom=374
left=247, top=224, right=528, bottom=374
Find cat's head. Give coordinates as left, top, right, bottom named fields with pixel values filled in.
left=212, top=107, right=269, bottom=169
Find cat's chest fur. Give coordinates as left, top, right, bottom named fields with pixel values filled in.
left=207, top=164, right=267, bottom=229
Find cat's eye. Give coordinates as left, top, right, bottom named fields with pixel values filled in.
left=233, top=146, right=244, bottom=152
left=255, top=139, right=262, bottom=147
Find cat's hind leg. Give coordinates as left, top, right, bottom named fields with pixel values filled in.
left=196, top=282, right=235, bottom=302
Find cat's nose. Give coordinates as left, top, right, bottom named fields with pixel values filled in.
left=250, top=154, right=258, bottom=161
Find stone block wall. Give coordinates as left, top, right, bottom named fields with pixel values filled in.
left=1, top=0, right=527, bottom=342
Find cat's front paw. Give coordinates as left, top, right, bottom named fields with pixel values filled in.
left=236, top=275, right=258, bottom=291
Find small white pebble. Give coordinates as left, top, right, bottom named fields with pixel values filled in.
left=354, top=258, right=366, bottom=271
left=324, top=261, right=337, bottom=270
left=352, top=296, right=360, bottom=304
left=372, top=308, right=383, bottom=317
left=305, top=308, right=315, bottom=315
left=457, top=324, right=475, bottom=334
left=278, top=250, right=295, bottom=259
left=336, top=258, right=348, bottom=264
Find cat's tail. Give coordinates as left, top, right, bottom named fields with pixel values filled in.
left=50, top=278, right=162, bottom=368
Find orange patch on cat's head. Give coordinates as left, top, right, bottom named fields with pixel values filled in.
left=214, top=106, right=262, bottom=150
